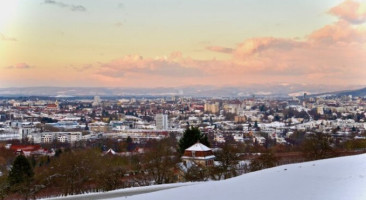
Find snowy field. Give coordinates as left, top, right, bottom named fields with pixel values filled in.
left=109, top=154, right=366, bottom=200
left=41, top=182, right=197, bottom=200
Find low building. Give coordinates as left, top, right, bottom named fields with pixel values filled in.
left=8, top=144, right=53, bottom=157
left=181, top=142, right=215, bottom=167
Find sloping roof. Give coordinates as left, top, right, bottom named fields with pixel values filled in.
left=104, top=148, right=116, bottom=155
left=186, top=142, right=211, bottom=151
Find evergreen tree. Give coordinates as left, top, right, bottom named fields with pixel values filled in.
left=84, top=123, right=89, bottom=131
left=126, top=136, right=133, bottom=144
left=178, top=126, right=210, bottom=154
left=254, top=121, right=260, bottom=131
left=8, top=155, right=34, bottom=187
left=352, top=126, right=357, bottom=132
left=254, top=121, right=258, bottom=128
left=8, top=155, right=34, bottom=200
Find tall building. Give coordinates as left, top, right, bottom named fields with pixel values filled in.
left=155, top=114, right=168, bottom=130
left=92, top=96, right=101, bottom=107
left=317, top=106, right=324, bottom=115
left=204, top=102, right=219, bottom=113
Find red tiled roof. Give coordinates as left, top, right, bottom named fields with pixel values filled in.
left=10, top=145, right=42, bottom=152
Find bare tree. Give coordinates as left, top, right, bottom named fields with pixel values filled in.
left=142, top=139, right=178, bottom=184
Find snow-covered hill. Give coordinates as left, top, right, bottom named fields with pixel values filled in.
left=111, top=154, right=366, bottom=200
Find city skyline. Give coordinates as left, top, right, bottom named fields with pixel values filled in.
left=1, top=0, right=366, bottom=88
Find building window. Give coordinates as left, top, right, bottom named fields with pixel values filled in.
left=192, top=151, right=195, bottom=157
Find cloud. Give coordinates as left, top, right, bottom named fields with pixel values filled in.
left=329, top=0, right=366, bottom=24
left=6, top=63, right=32, bottom=69
left=232, top=37, right=304, bottom=59
left=44, top=0, right=86, bottom=12
left=207, top=46, right=233, bottom=54
left=208, top=38, right=304, bottom=58
left=97, top=55, right=204, bottom=79
left=0, top=33, right=17, bottom=42
left=308, top=20, right=366, bottom=43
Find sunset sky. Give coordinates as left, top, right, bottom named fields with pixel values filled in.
left=0, top=0, right=365, bottom=88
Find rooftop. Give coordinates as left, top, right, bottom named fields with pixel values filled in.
left=185, top=142, right=211, bottom=152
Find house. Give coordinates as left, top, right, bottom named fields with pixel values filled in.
left=181, top=142, right=215, bottom=167
left=177, top=142, right=216, bottom=181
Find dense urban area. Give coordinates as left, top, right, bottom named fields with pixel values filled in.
left=1, top=94, right=366, bottom=199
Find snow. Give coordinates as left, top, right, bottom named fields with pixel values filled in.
left=40, top=183, right=197, bottom=200
left=185, top=142, right=211, bottom=151
left=110, top=154, right=366, bottom=200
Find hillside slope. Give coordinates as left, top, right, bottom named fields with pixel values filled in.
left=336, top=87, right=366, bottom=97
left=112, top=154, right=366, bottom=200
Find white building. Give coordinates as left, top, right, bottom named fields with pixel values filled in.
left=155, top=114, right=168, bottom=130
left=28, top=132, right=82, bottom=144
left=92, top=96, right=101, bottom=107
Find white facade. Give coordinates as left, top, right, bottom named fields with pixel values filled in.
left=155, top=114, right=168, bottom=130
left=29, top=132, right=82, bottom=144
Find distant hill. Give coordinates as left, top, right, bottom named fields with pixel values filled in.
left=335, top=87, right=366, bottom=97
left=311, top=87, right=366, bottom=97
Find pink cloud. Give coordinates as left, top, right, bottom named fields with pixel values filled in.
left=7, top=63, right=32, bottom=69
left=207, top=38, right=304, bottom=59
left=308, top=20, right=366, bottom=43
left=329, top=0, right=366, bottom=24
left=232, top=37, right=303, bottom=59
left=206, top=46, right=234, bottom=54
left=97, top=55, right=204, bottom=78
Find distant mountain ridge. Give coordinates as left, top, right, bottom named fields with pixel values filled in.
left=0, top=85, right=364, bottom=98
left=309, top=87, right=366, bottom=97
